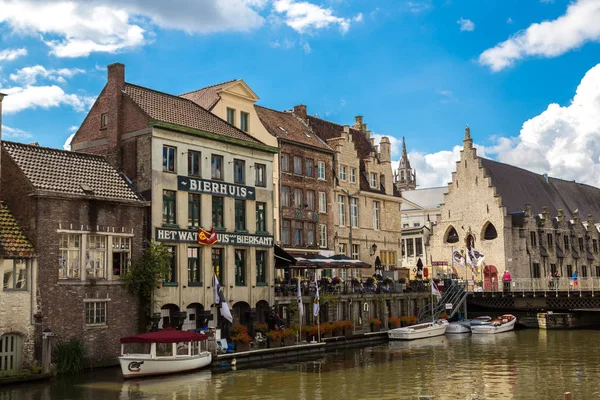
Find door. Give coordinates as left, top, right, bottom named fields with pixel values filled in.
left=484, top=265, right=498, bottom=291
left=0, top=334, right=22, bottom=375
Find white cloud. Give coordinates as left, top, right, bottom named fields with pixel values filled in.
left=63, top=133, right=75, bottom=150
left=507, top=17, right=513, bottom=24
left=0, top=0, right=265, bottom=57
left=0, top=85, right=94, bottom=114
left=10, top=66, right=85, bottom=85
left=457, top=17, right=475, bottom=32
left=272, top=0, right=360, bottom=34
left=372, top=134, right=403, bottom=159
left=2, top=125, right=32, bottom=140
left=540, top=0, right=555, bottom=3
left=406, top=1, right=432, bottom=13
left=438, top=90, right=457, bottom=104
left=479, top=0, right=600, bottom=71
left=302, top=41, right=312, bottom=54
left=0, top=48, right=27, bottom=61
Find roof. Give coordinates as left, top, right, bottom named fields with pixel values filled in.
left=120, top=328, right=208, bottom=344
left=402, top=187, right=447, bottom=210
left=124, top=83, right=262, bottom=145
left=179, top=79, right=238, bottom=111
left=255, top=106, right=333, bottom=152
left=3, top=141, right=142, bottom=202
left=0, top=202, right=35, bottom=258
left=480, top=157, right=600, bottom=221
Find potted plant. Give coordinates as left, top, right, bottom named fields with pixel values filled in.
left=321, top=322, right=336, bottom=338
left=388, top=316, right=401, bottom=329
left=232, top=331, right=251, bottom=352
left=369, top=317, right=382, bottom=332
left=266, top=330, right=282, bottom=348
left=281, top=328, right=296, bottom=346
left=332, top=321, right=343, bottom=337
left=332, top=276, right=342, bottom=285
left=255, top=323, right=268, bottom=335
left=320, top=276, right=332, bottom=286
left=383, top=277, right=393, bottom=285
left=399, top=316, right=410, bottom=327
left=366, top=276, right=376, bottom=285
left=339, top=320, right=354, bottom=337
left=439, top=312, right=448, bottom=320
left=306, top=325, right=318, bottom=342
left=407, top=316, right=418, bottom=326
left=230, top=324, right=248, bottom=337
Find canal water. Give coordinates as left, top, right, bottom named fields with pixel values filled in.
left=2, top=330, right=600, bottom=400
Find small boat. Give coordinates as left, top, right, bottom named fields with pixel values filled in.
left=388, top=319, right=449, bottom=340
left=471, top=314, right=516, bottom=334
left=446, top=316, right=493, bottom=334
left=119, top=328, right=212, bottom=378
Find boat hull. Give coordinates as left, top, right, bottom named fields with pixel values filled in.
left=446, top=322, right=471, bottom=334
left=471, top=318, right=516, bottom=334
left=119, top=352, right=212, bottom=378
left=388, top=320, right=448, bottom=340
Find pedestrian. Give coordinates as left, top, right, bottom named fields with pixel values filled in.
left=503, top=270, right=512, bottom=292
left=548, top=272, right=554, bottom=289
left=572, top=270, right=578, bottom=288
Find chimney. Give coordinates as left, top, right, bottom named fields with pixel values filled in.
left=106, top=63, right=125, bottom=168
left=379, top=136, right=391, bottom=163
left=293, top=104, right=307, bottom=120
left=354, top=116, right=363, bottom=130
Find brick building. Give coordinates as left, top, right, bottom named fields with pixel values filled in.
left=429, top=126, right=600, bottom=287
left=1, top=141, right=146, bottom=365
left=71, top=64, right=278, bottom=330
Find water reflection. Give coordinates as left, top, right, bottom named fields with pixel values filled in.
left=3, top=331, right=600, bottom=399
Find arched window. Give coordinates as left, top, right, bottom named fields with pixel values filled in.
left=483, top=222, right=498, bottom=240
left=445, top=226, right=459, bottom=244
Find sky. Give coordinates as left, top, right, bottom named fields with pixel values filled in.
left=1, top=0, right=600, bottom=189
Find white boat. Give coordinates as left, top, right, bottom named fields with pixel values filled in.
left=471, top=314, right=517, bottom=334
left=388, top=319, right=449, bottom=340
left=119, top=328, right=212, bottom=378
left=446, top=316, right=493, bottom=334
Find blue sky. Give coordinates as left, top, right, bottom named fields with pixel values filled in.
left=1, top=0, right=600, bottom=187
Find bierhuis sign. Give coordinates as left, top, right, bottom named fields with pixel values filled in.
left=156, top=228, right=273, bottom=247
left=178, top=176, right=256, bottom=200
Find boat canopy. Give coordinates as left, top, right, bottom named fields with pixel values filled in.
left=120, top=328, right=208, bottom=344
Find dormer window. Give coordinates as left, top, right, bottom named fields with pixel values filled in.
left=370, top=172, right=377, bottom=188
left=101, top=113, right=108, bottom=129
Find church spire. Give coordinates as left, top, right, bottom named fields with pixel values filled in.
left=394, top=136, right=416, bottom=191
left=402, top=136, right=408, bottom=158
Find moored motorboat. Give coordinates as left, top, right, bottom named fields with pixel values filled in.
left=119, top=328, right=212, bottom=378
left=446, top=316, right=493, bottom=334
left=471, top=314, right=516, bottom=334
left=388, top=319, right=449, bottom=340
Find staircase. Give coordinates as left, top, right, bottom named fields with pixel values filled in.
left=417, top=280, right=467, bottom=323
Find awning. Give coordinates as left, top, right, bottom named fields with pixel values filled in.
left=327, top=254, right=371, bottom=269
left=120, top=328, right=208, bottom=344
left=274, top=245, right=296, bottom=268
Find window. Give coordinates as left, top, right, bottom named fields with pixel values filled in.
left=380, top=174, right=386, bottom=190
left=317, top=161, right=325, bottom=180
left=282, top=220, right=291, bottom=245
left=530, top=231, right=537, bottom=247
left=294, top=222, right=303, bottom=246
left=381, top=251, right=397, bottom=266
left=227, top=107, right=236, bottom=125
left=235, top=199, right=246, bottom=231
left=407, top=239, right=414, bottom=257
left=564, top=235, right=569, bottom=250
left=445, top=227, right=459, bottom=244
left=294, top=188, right=303, bottom=209
left=281, top=186, right=290, bottom=207
left=163, top=146, right=176, bottom=172
left=255, top=164, right=266, bottom=187
left=211, top=155, right=223, bottom=180
left=307, top=223, right=315, bottom=246
left=401, top=239, right=406, bottom=257
left=2, top=260, right=27, bottom=290
left=212, top=248, right=223, bottom=283
left=350, top=197, right=358, bottom=228
left=235, top=249, right=246, bottom=286
left=87, top=235, right=107, bottom=279
left=550, top=264, right=557, bottom=274
left=484, top=223, right=498, bottom=240
left=306, top=190, right=315, bottom=211
left=582, top=265, right=588, bottom=277
left=188, top=150, right=201, bottom=177
left=318, top=192, right=327, bottom=213
left=293, top=156, right=303, bottom=174
left=547, top=233, right=553, bottom=248
left=85, top=301, right=107, bottom=325
left=101, top=113, right=108, bottom=128
left=306, top=160, right=314, bottom=177
left=415, top=238, right=423, bottom=257
left=188, top=194, right=201, bottom=227
left=370, top=172, right=377, bottom=188
left=337, top=195, right=346, bottom=226
left=233, top=159, right=245, bottom=184
left=596, top=266, right=600, bottom=277
left=212, top=196, right=224, bottom=228
left=533, top=263, right=541, bottom=278
left=338, top=243, right=347, bottom=255
left=59, top=234, right=81, bottom=279
left=567, top=265, right=573, bottom=278
left=240, top=111, right=249, bottom=132
left=579, top=237, right=584, bottom=251
left=319, top=224, right=327, bottom=248
left=256, top=202, right=266, bottom=232
left=256, top=250, right=267, bottom=285
left=281, top=153, right=290, bottom=173
left=352, top=244, right=360, bottom=260
left=594, top=239, right=599, bottom=253
left=112, top=237, right=131, bottom=277
left=373, top=201, right=380, bottom=230
left=163, top=190, right=177, bottom=225
left=350, top=168, right=356, bottom=183
left=165, top=246, right=177, bottom=283
left=188, top=247, right=201, bottom=285
left=413, top=222, right=420, bottom=227
left=339, top=165, right=347, bottom=181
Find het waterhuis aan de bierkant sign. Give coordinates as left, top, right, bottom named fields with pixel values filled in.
left=178, top=176, right=256, bottom=200
left=156, top=228, right=273, bottom=248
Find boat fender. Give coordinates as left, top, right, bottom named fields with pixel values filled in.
left=231, top=358, right=237, bottom=367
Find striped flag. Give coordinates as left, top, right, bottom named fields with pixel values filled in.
left=313, top=274, right=320, bottom=317
left=297, top=278, right=304, bottom=323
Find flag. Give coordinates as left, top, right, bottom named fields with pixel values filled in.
left=453, top=250, right=465, bottom=267
left=465, top=249, right=472, bottom=265
left=198, top=227, right=218, bottom=245
left=297, top=278, right=304, bottom=322
left=471, top=248, right=485, bottom=267
left=313, top=274, right=320, bottom=317
left=214, top=274, right=220, bottom=305
left=214, top=274, right=233, bottom=323
left=431, top=280, right=442, bottom=299
left=220, top=299, right=233, bottom=323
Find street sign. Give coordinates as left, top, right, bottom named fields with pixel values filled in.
left=445, top=303, right=453, bottom=310
left=432, top=261, right=448, bottom=266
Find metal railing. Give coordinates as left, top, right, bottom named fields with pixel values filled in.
left=417, top=280, right=467, bottom=323
left=483, top=277, right=600, bottom=295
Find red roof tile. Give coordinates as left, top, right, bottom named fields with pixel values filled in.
left=0, top=202, right=35, bottom=258
left=179, top=79, right=237, bottom=111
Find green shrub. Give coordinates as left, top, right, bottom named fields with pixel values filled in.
left=54, top=337, right=85, bottom=375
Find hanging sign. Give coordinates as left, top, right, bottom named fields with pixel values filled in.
left=178, top=176, right=256, bottom=200
left=445, top=303, right=453, bottom=310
